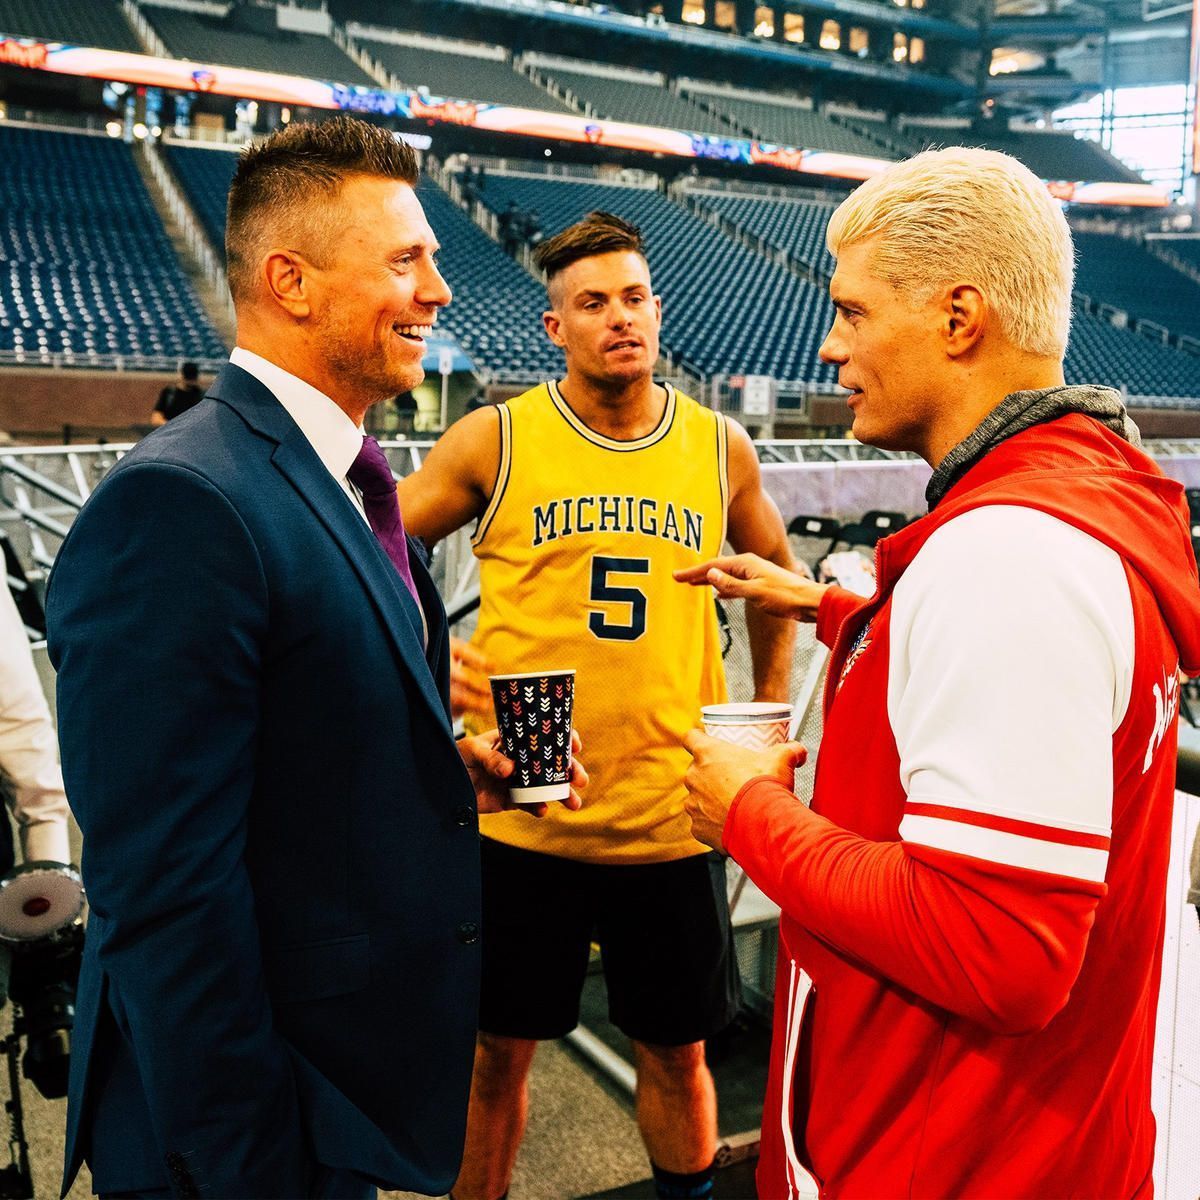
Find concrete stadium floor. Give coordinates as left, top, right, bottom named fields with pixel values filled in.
left=20, top=1036, right=654, bottom=1200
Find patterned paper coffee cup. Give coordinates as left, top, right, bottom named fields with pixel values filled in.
left=489, top=670, right=576, bottom=804
left=701, top=702, right=792, bottom=750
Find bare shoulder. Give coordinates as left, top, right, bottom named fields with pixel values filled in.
left=723, top=416, right=761, bottom=495
left=422, top=405, right=503, bottom=492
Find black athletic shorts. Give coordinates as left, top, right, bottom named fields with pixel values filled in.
left=478, top=837, right=742, bottom=1046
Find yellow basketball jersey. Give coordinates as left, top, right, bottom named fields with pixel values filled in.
left=469, top=381, right=729, bottom=864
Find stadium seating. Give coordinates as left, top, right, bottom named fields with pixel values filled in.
left=1156, top=238, right=1200, bottom=276
left=0, top=125, right=227, bottom=367
left=158, top=139, right=1200, bottom=400
left=538, top=65, right=735, bottom=136
left=142, top=4, right=376, bottom=85
left=690, top=189, right=837, bottom=277
left=902, top=121, right=1142, bottom=184
left=356, top=36, right=573, bottom=112
left=164, top=142, right=238, bottom=260
left=477, top=172, right=838, bottom=382
left=0, top=0, right=141, bottom=52
left=1065, top=304, right=1200, bottom=401
left=1073, top=230, right=1200, bottom=345
left=693, top=91, right=888, bottom=158
left=412, top=181, right=564, bottom=378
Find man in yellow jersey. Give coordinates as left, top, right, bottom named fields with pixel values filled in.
left=397, top=211, right=795, bottom=1200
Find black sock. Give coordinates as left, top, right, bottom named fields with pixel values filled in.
left=651, top=1159, right=716, bottom=1199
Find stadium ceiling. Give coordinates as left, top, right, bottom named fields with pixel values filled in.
left=982, top=0, right=1190, bottom=109
left=993, top=0, right=1185, bottom=24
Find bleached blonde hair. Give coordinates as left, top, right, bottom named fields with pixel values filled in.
left=826, top=146, right=1074, bottom=359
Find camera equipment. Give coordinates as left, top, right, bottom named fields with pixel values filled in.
left=0, top=862, right=85, bottom=1200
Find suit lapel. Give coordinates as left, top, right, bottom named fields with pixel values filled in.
left=209, top=364, right=452, bottom=736
left=271, top=438, right=452, bottom=735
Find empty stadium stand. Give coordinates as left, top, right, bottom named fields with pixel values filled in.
left=1073, top=230, right=1200, bottom=345
left=688, top=87, right=890, bottom=158
left=901, top=120, right=1144, bottom=183
left=477, top=171, right=838, bottom=383
left=1152, top=237, right=1200, bottom=278
left=0, top=0, right=141, bottom=52
left=353, top=33, right=573, bottom=112
left=536, top=62, right=735, bottom=137
left=164, top=140, right=237, bottom=260
left=689, top=188, right=837, bottom=278
left=1065, top=304, right=1200, bottom=401
left=142, top=3, right=375, bottom=85
left=414, top=180, right=564, bottom=378
left=151, top=135, right=1200, bottom=402
left=0, top=125, right=227, bottom=369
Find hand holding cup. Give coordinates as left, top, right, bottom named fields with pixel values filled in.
left=683, top=703, right=806, bottom=853
left=489, top=670, right=582, bottom=809
left=459, top=725, right=586, bottom=819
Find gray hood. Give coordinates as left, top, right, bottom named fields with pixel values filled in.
left=926, top=384, right=1142, bottom=509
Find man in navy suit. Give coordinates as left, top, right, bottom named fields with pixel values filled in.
left=47, top=116, right=579, bottom=1200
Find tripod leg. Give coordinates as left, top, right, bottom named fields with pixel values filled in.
left=0, top=1032, right=33, bottom=1199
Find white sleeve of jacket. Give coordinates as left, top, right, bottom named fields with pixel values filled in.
left=888, top=505, right=1134, bottom=885
left=0, top=584, right=71, bottom=864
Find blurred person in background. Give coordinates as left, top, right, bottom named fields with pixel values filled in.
left=0, top=581, right=71, bottom=873
left=149, top=361, right=204, bottom=426
left=399, top=211, right=795, bottom=1200
left=676, top=147, right=1200, bottom=1199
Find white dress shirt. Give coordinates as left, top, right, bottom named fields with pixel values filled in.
left=228, top=348, right=427, bottom=645
left=230, top=347, right=369, bottom=524
left=0, top=584, right=71, bottom=864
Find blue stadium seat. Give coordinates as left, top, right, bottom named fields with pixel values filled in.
left=0, top=126, right=227, bottom=368
left=1065, top=305, right=1200, bottom=401
left=1072, top=230, right=1200, bottom=346
left=0, top=0, right=140, bottom=52
left=142, top=4, right=376, bottom=85
left=691, top=189, right=837, bottom=277
left=478, top=172, right=838, bottom=382
left=161, top=142, right=562, bottom=379
left=165, top=143, right=239, bottom=260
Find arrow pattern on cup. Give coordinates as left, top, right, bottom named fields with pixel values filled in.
left=491, top=672, right=576, bottom=788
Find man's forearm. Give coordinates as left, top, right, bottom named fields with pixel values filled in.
left=748, top=605, right=797, bottom=702
left=724, top=778, right=1102, bottom=1034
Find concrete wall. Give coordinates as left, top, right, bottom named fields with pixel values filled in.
left=0, top=368, right=215, bottom=442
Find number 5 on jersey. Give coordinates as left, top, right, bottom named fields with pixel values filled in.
left=588, top=556, right=650, bottom=642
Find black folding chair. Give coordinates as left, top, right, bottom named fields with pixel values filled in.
left=786, top=514, right=841, bottom=574
left=860, top=509, right=910, bottom=536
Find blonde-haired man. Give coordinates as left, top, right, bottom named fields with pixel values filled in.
left=676, top=147, right=1200, bottom=1197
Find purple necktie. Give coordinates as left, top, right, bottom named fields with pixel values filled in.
left=347, top=435, right=421, bottom=609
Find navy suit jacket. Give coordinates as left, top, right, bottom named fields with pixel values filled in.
left=47, top=364, right=482, bottom=1198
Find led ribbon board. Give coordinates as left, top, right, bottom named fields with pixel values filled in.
left=0, top=33, right=1172, bottom=207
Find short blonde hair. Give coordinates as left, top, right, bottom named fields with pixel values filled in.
left=826, top=147, right=1074, bottom=358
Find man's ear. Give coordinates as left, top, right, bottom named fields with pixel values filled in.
left=944, top=283, right=986, bottom=358
left=543, top=309, right=565, bottom=348
left=262, top=249, right=313, bottom=319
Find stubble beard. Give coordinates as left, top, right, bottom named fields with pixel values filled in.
left=316, top=310, right=422, bottom=407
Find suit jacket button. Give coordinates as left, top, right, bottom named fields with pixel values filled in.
left=454, top=806, right=475, bottom=827
left=457, top=921, right=480, bottom=944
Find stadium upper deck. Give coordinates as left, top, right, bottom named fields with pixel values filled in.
left=0, top=0, right=1195, bottom=418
